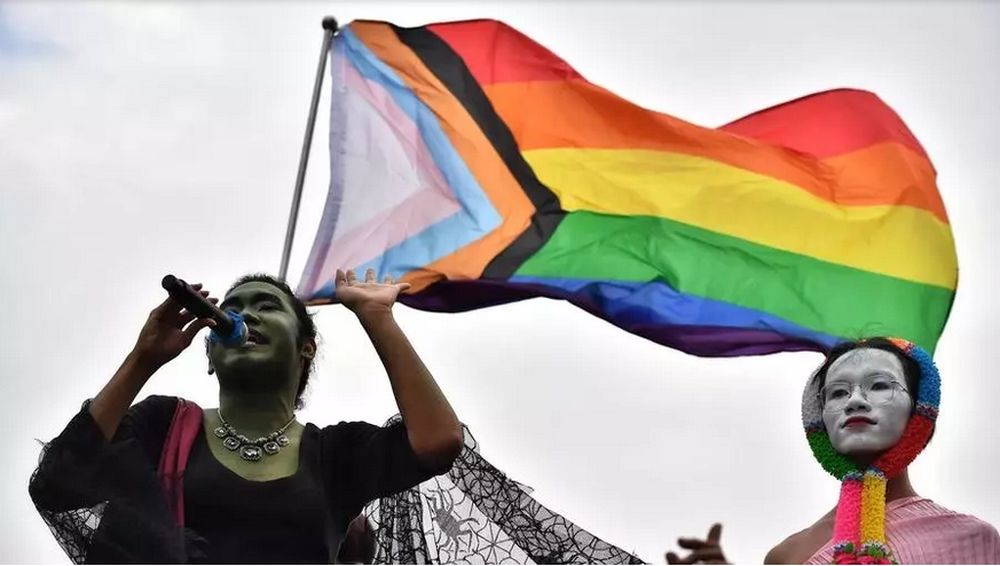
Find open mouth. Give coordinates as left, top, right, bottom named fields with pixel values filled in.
left=244, top=329, right=269, bottom=347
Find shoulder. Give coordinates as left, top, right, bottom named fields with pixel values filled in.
left=314, top=420, right=383, bottom=447
left=313, top=419, right=411, bottom=460
left=891, top=498, right=1000, bottom=560
left=766, top=510, right=835, bottom=564
left=965, top=515, right=1000, bottom=541
left=121, top=395, right=180, bottom=431
left=125, top=395, right=179, bottom=422
left=763, top=544, right=787, bottom=564
left=933, top=505, right=1000, bottom=541
left=318, top=420, right=380, bottom=436
left=125, top=395, right=180, bottom=421
left=922, top=502, right=1000, bottom=560
left=764, top=529, right=807, bottom=564
left=133, top=394, right=180, bottom=410
left=901, top=498, right=999, bottom=535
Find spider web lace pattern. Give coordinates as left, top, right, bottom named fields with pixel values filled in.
left=29, top=443, right=108, bottom=564
left=29, top=442, right=107, bottom=563
left=365, top=421, right=645, bottom=564
left=29, top=435, right=198, bottom=562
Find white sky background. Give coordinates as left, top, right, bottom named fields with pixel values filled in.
left=2, top=1, right=998, bottom=563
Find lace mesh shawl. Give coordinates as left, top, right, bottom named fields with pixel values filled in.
left=30, top=408, right=642, bottom=564
left=28, top=420, right=198, bottom=563
left=365, top=420, right=645, bottom=564
left=29, top=434, right=197, bottom=564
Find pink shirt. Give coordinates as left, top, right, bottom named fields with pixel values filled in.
left=806, top=497, right=1000, bottom=564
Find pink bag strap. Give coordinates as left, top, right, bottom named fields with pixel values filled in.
left=157, top=398, right=203, bottom=527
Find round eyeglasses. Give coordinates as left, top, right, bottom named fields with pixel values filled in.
left=820, top=376, right=909, bottom=412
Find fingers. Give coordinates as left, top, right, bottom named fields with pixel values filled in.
left=152, top=283, right=210, bottom=317
left=675, top=523, right=723, bottom=550
left=678, top=538, right=707, bottom=550
left=171, top=289, right=218, bottom=326
left=665, top=551, right=697, bottom=565
left=336, top=269, right=361, bottom=286
left=182, top=317, right=216, bottom=341
left=694, top=548, right=726, bottom=564
left=152, top=295, right=179, bottom=317
left=706, top=524, right=723, bottom=545
left=336, top=268, right=404, bottom=285
left=177, top=299, right=219, bottom=326
left=383, top=274, right=409, bottom=291
left=665, top=549, right=725, bottom=565
left=336, top=268, right=407, bottom=290
left=177, top=309, right=197, bottom=326
left=668, top=525, right=726, bottom=565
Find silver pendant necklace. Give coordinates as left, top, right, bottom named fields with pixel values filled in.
left=213, top=409, right=296, bottom=463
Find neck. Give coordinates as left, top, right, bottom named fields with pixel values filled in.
left=826, top=468, right=920, bottom=520
left=885, top=468, right=918, bottom=502
left=851, top=451, right=919, bottom=501
left=218, top=390, right=296, bottom=436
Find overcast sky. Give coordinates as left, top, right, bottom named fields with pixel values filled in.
left=2, top=1, right=998, bottom=563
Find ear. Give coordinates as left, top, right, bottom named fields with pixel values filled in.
left=205, top=338, right=215, bottom=375
left=301, top=338, right=317, bottom=360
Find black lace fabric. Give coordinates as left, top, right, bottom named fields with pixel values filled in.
left=365, top=421, right=645, bottom=564
left=30, top=441, right=107, bottom=564
left=31, top=406, right=642, bottom=564
left=28, top=409, right=196, bottom=563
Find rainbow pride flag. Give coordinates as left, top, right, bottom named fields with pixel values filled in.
left=296, top=19, right=957, bottom=355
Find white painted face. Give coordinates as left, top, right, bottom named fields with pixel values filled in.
left=821, top=348, right=913, bottom=458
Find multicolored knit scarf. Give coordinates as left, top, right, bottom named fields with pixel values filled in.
left=801, top=338, right=940, bottom=564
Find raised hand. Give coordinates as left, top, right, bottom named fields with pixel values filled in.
left=132, top=283, right=218, bottom=370
left=335, top=268, right=411, bottom=316
left=666, top=523, right=728, bottom=565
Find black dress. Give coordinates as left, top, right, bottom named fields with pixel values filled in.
left=29, top=395, right=445, bottom=563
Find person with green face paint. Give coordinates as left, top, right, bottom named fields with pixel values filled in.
left=29, top=269, right=464, bottom=563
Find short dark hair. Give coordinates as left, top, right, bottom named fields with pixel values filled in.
left=224, top=273, right=318, bottom=410
left=815, top=337, right=921, bottom=416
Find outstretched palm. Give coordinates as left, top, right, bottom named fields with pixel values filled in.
left=335, top=268, right=411, bottom=313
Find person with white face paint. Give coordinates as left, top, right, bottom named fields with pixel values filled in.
left=667, top=337, right=1000, bottom=565
left=820, top=347, right=914, bottom=462
left=773, top=337, right=1000, bottom=564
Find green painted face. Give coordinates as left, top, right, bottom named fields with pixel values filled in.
left=209, top=281, right=311, bottom=397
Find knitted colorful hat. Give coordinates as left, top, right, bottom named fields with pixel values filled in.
left=801, top=338, right=940, bottom=564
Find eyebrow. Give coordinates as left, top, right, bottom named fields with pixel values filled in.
left=827, top=371, right=897, bottom=383
left=827, top=366, right=901, bottom=383
left=219, top=291, right=285, bottom=311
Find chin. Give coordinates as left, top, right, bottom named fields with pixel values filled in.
left=215, top=363, right=281, bottom=390
left=217, top=351, right=276, bottom=372
left=836, top=438, right=894, bottom=460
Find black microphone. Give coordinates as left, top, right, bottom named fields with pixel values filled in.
left=161, top=274, right=247, bottom=346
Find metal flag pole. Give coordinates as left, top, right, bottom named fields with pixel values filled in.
left=278, top=16, right=339, bottom=281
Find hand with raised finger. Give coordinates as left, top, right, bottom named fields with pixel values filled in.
left=334, top=268, right=411, bottom=317
left=131, top=283, right=218, bottom=370
left=665, top=524, right=728, bottom=565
